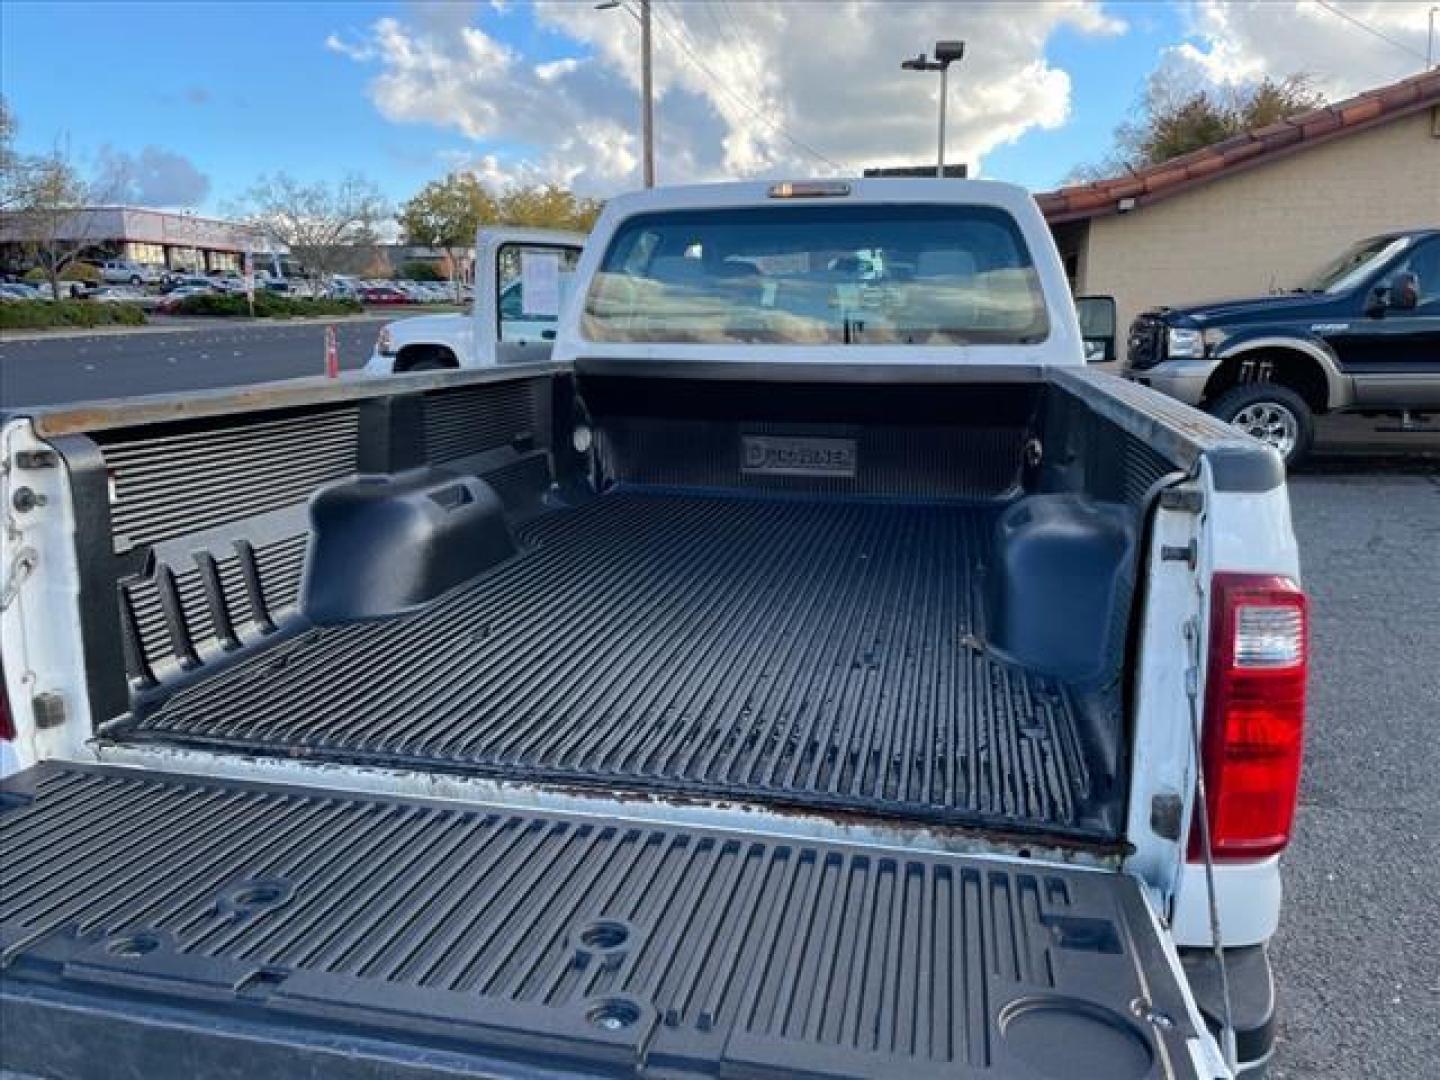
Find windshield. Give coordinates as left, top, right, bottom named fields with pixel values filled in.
left=581, top=204, right=1049, bottom=345
left=1297, top=235, right=1411, bottom=294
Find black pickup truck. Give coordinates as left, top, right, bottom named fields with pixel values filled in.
left=1125, top=228, right=1440, bottom=465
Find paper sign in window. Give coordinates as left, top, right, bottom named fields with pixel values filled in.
left=520, top=252, right=561, bottom=317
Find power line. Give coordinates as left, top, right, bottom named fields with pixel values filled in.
left=639, top=0, right=848, bottom=171
left=1313, top=0, right=1429, bottom=63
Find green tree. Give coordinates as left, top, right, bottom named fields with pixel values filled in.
left=493, top=184, right=604, bottom=232
left=398, top=173, right=495, bottom=299
left=1075, top=71, right=1325, bottom=181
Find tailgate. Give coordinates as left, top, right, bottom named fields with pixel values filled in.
left=1, top=764, right=1218, bottom=1079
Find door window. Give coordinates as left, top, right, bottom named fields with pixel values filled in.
left=496, top=243, right=582, bottom=344
left=1390, top=239, right=1440, bottom=309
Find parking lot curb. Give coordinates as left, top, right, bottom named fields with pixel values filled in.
left=0, top=313, right=388, bottom=343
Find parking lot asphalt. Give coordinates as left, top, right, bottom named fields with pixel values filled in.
left=1272, top=457, right=1440, bottom=1078
left=1, top=316, right=391, bottom=407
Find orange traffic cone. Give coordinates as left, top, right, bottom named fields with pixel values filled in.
left=324, top=325, right=339, bottom=379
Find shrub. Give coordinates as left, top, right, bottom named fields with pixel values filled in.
left=22, top=263, right=101, bottom=283
left=169, top=292, right=364, bottom=318
left=0, top=300, right=147, bottom=330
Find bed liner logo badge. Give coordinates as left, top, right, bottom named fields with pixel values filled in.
left=741, top=435, right=857, bottom=477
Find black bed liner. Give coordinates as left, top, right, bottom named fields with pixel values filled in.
left=0, top=763, right=1208, bottom=1079
left=114, top=490, right=1122, bottom=840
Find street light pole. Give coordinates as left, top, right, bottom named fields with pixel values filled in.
left=937, top=62, right=948, bottom=176
left=597, top=0, right=655, bottom=187
left=902, top=41, right=965, bottom=178
left=1429, top=6, right=1438, bottom=70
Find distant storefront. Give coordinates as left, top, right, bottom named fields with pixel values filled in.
left=0, top=206, right=282, bottom=276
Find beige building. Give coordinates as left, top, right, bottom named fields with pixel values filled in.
left=0, top=206, right=276, bottom=276
left=1037, top=70, right=1440, bottom=344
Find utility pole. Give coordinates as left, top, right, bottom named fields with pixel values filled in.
left=598, top=0, right=655, bottom=187
left=1429, top=6, right=1438, bottom=70
left=901, top=41, right=965, bottom=177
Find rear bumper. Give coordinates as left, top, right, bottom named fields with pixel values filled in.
left=1181, top=945, right=1278, bottom=1073
left=1127, top=359, right=1220, bottom=407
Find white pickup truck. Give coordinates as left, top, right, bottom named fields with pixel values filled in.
left=365, top=226, right=585, bottom=374
left=1, top=178, right=1303, bottom=1078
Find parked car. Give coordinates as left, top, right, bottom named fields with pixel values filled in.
left=1, top=178, right=1305, bottom=1078
left=208, top=274, right=248, bottom=295
left=90, top=285, right=157, bottom=307
left=154, top=284, right=213, bottom=311
left=162, top=274, right=215, bottom=293
left=97, top=260, right=164, bottom=286
left=358, top=284, right=413, bottom=305
left=0, top=282, right=43, bottom=302
left=29, top=278, right=94, bottom=300
left=1124, top=227, right=1440, bottom=465
left=327, top=276, right=360, bottom=300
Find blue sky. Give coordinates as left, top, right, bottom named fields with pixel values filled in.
left=2, top=2, right=1432, bottom=214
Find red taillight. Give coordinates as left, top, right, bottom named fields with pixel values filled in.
left=0, top=665, right=13, bottom=742
left=1190, top=573, right=1308, bottom=861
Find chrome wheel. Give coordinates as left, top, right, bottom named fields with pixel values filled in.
left=1230, top=401, right=1299, bottom=458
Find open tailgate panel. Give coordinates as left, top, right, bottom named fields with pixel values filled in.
left=1, top=764, right=1214, bottom=1078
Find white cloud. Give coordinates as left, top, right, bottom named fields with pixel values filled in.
left=92, top=146, right=211, bottom=208
left=1177, top=1, right=1435, bottom=97
left=324, top=32, right=375, bottom=62
left=534, top=58, right=581, bottom=83
left=327, top=1, right=1130, bottom=194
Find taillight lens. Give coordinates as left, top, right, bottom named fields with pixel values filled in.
left=0, top=664, right=13, bottom=742
left=1191, top=573, right=1308, bottom=860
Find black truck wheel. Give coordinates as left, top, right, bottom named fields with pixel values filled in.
left=1208, top=383, right=1315, bottom=468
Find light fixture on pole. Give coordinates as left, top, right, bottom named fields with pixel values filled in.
left=596, top=0, right=655, bottom=187
left=901, top=40, right=965, bottom=177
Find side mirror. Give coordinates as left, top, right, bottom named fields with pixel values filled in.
left=1075, top=295, right=1117, bottom=364
left=1369, top=272, right=1420, bottom=316
left=1391, top=271, right=1419, bottom=311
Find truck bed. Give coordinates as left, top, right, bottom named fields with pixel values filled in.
left=0, top=762, right=1206, bottom=1079
left=114, top=489, right=1120, bottom=840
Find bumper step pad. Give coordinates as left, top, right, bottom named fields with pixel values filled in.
left=1, top=763, right=1207, bottom=1078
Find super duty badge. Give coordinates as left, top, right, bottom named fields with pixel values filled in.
left=741, top=435, right=857, bottom=478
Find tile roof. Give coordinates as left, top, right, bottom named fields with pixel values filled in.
left=1036, top=69, right=1440, bottom=223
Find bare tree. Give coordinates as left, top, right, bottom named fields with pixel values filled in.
left=1071, top=69, right=1325, bottom=182
left=1, top=100, right=121, bottom=293
left=3, top=152, right=114, bottom=298
left=0, top=95, right=21, bottom=212
left=235, top=173, right=389, bottom=287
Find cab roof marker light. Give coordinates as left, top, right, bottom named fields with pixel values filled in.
left=768, top=181, right=852, bottom=199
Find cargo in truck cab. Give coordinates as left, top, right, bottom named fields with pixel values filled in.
left=0, top=178, right=1306, bottom=1078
